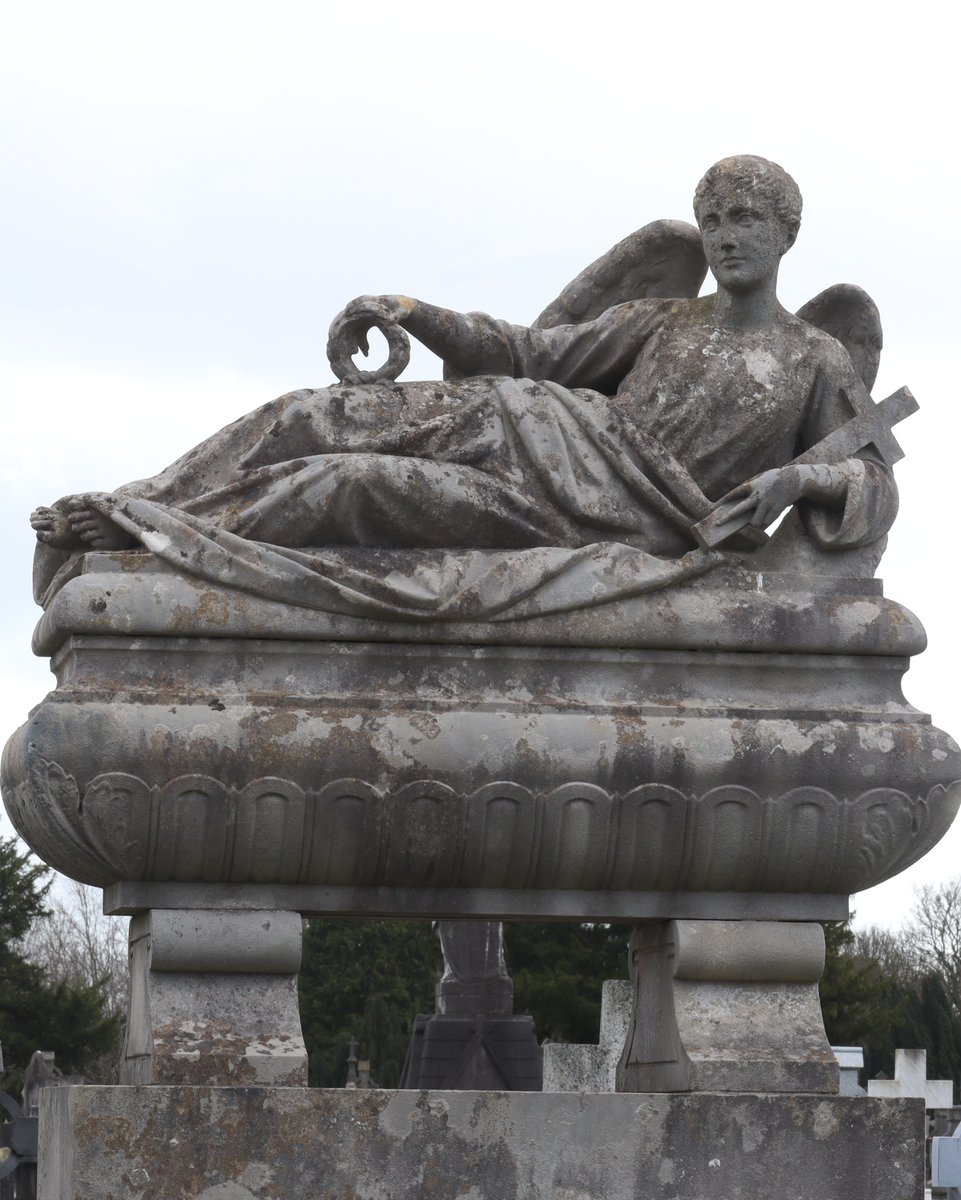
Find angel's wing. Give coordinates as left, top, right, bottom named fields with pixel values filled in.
left=533, top=219, right=707, bottom=329
left=795, top=284, right=883, bottom=393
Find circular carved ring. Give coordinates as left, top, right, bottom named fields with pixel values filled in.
left=327, top=317, right=411, bottom=384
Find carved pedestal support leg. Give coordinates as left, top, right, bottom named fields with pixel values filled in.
left=121, top=909, right=307, bottom=1086
left=616, top=919, right=839, bottom=1094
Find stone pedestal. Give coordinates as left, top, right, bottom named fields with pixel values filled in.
left=122, top=909, right=307, bottom=1086
left=6, top=570, right=958, bottom=919
left=617, top=919, right=838, bottom=1093
left=3, top=563, right=957, bottom=1194
left=402, top=1014, right=542, bottom=1090
left=39, top=1086, right=924, bottom=1200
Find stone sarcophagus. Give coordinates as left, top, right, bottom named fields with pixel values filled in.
left=3, top=553, right=957, bottom=922
left=4, top=550, right=958, bottom=1099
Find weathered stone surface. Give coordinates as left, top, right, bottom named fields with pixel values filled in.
left=618, top=921, right=837, bottom=1093
left=29, top=159, right=905, bottom=622
left=40, top=1086, right=925, bottom=1200
left=30, top=552, right=926, bottom=656
left=102, top=881, right=850, bottom=922
left=122, top=910, right=307, bottom=1086
left=11, top=155, right=957, bottom=931
left=542, top=979, right=632, bottom=1092
left=4, top=613, right=957, bottom=911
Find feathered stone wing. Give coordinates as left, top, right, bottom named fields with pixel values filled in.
left=796, top=283, right=883, bottom=393
left=532, top=219, right=707, bottom=330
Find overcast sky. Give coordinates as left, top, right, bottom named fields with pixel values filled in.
left=1, top=1, right=957, bottom=930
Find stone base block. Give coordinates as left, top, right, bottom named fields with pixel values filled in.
left=618, top=920, right=839, bottom=1093
left=122, top=909, right=307, bottom=1086
left=40, top=1085, right=923, bottom=1200
left=401, top=1014, right=542, bottom=1090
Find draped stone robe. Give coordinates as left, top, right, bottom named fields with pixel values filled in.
left=35, top=297, right=897, bottom=622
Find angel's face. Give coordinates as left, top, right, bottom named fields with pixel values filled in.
left=697, top=185, right=793, bottom=293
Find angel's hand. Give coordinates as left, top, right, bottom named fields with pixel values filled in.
left=330, top=295, right=415, bottom=357
left=713, top=467, right=807, bottom=530
left=327, top=295, right=415, bottom=383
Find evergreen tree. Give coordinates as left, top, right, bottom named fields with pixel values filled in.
left=868, top=973, right=961, bottom=1100
left=819, top=920, right=902, bottom=1053
left=916, top=972, right=961, bottom=1093
left=505, top=922, right=629, bottom=1044
left=827, top=916, right=961, bottom=1099
left=0, top=836, right=120, bottom=1095
left=299, top=918, right=441, bottom=1087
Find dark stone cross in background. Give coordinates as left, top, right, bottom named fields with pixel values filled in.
left=400, top=921, right=541, bottom=1091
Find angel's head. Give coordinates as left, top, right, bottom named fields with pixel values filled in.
left=694, top=156, right=802, bottom=236
left=693, top=156, right=802, bottom=294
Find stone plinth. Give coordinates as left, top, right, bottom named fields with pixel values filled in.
left=618, top=920, right=838, bottom=1093
left=40, top=1086, right=924, bottom=1200
left=122, top=909, right=307, bottom=1086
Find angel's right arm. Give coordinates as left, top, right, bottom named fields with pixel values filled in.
left=406, top=298, right=660, bottom=389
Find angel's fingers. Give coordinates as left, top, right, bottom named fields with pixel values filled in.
left=716, top=495, right=758, bottom=522
left=751, top=499, right=783, bottom=527
left=719, top=481, right=753, bottom=502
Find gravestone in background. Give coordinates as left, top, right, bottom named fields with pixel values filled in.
left=401, top=920, right=542, bottom=1091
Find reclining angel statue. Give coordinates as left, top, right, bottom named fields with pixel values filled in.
left=30, top=155, right=911, bottom=623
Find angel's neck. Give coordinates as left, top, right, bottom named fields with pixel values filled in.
left=712, top=279, right=781, bottom=332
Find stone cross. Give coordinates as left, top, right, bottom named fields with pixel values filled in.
left=345, top=1038, right=359, bottom=1089
left=694, top=385, right=917, bottom=548
left=792, top=385, right=917, bottom=469
left=867, top=1048, right=954, bottom=1109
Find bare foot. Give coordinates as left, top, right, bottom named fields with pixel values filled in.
left=31, top=505, right=79, bottom=549
left=66, top=498, right=136, bottom=551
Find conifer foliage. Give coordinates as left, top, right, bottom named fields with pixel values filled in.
left=0, top=836, right=120, bottom=1094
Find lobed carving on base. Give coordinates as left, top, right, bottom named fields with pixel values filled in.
left=5, top=754, right=958, bottom=895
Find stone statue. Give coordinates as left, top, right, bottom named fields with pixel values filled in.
left=435, top=919, right=512, bottom=1016
left=29, top=155, right=909, bottom=623
left=6, top=156, right=959, bottom=1154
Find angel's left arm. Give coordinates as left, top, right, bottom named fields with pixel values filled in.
left=714, top=347, right=898, bottom=548
left=794, top=352, right=899, bottom=549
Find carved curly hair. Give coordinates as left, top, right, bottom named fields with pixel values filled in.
left=693, top=155, right=802, bottom=234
